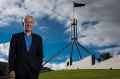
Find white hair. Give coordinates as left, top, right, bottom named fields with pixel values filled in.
left=22, top=15, right=34, bottom=22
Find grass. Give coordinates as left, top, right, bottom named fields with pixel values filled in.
left=6, top=69, right=120, bottom=79
left=39, top=69, right=120, bottom=79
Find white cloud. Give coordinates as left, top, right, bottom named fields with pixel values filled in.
left=63, top=0, right=120, bottom=48
left=0, top=0, right=71, bottom=26
left=81, top=0, right=120, bottom=47
left=62, top=0, right=120, bottom=55
left=97, top=46, right=120, bottom=55
left=44, top=62, right=66, bottom=70
left=39, top=26, right=49, bottom=32
left=0, top=42, right=10, bottom=62
left=0, top=0, right=120, bottom=54
left=0, top=58, right=7, bottom=62
left=78, top=22, right=120, bottom=47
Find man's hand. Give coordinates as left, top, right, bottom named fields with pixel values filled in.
left=9, top=71, right=15, bottom=78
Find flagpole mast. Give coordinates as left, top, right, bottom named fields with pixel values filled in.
left=42, top=2, right=100, bottom=67
left=70, top=1, right=86, bottom=61
left=73, top=2, right=75, bottom=19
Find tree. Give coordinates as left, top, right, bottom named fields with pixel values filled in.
left=100, top=52, right=113, bottom=61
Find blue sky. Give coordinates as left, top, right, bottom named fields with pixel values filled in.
left=0, top=0, right=120, bottom=69
left=0, top=15, right=99, bottom=63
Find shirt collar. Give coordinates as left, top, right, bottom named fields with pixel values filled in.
left=24, top=31, right=32, bottom=37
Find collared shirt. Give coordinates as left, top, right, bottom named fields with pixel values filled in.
left=24, top=32, right=32, bottom=51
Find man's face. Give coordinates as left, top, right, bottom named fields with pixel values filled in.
left=23, top=16, right=34, bottom=32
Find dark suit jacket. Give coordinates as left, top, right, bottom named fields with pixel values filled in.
left=9, top=32, right=43, bottom=75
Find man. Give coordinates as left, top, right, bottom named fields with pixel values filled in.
left=9, top=15, right=43, bottom=79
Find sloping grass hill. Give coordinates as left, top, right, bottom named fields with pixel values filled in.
left=39, top=69, right=120, bottom=79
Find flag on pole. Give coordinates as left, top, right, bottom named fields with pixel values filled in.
left=73, top=2, right=85, bottom=7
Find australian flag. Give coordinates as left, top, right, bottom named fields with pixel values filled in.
left=73, top=2, right=85, bottom=7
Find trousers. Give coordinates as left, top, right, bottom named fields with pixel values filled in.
left=15, top=63, right=39, bottom=79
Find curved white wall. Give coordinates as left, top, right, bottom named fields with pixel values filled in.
left=65, top=55, right=120, bottom=69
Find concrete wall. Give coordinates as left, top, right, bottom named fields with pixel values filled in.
left=65, top=55, right=120, bottom=69
left=65, top=55, right=93, bottom=69
left=92, top=55, right=120, bottom=69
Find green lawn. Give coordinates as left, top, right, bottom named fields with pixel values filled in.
left=39, top=69, right=120, bottom=79
left=6, top=69, right=120, bottom=79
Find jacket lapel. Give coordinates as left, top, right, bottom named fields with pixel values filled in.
left=29, top=33, right=34, bottom=52
left=20, top=32, right=29, bottom=53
